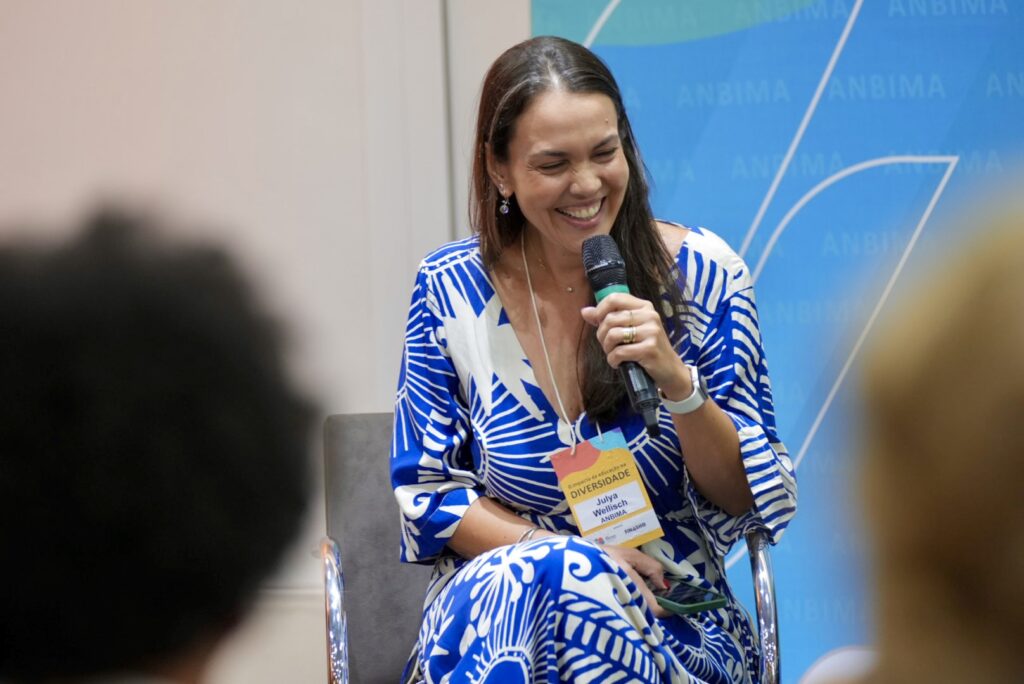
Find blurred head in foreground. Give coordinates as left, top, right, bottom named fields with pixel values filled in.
left=0, top=209, right=313, bottom=683
left=861, top=209, right=1024, bottom=683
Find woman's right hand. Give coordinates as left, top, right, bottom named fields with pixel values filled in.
left=600, top=544, right=671, bottom=619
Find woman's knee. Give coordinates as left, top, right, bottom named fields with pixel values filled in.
left=514, top=536, right=626, bottom=592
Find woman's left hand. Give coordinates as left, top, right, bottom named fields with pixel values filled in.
left=581, top=292, right=691, bottom=399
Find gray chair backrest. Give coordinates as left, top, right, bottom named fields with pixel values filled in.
left=323, top=413, right=431, bottom=684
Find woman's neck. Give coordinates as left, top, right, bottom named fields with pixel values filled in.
left=523, top=227, right=587, bottom=291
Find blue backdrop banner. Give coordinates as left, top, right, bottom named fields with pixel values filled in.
left=532, top=1, right=1024, bottom=679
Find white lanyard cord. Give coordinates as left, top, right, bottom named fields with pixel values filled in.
left=520, top=232, right=603, bottom=452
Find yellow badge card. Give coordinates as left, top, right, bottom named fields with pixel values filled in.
left=550, top=428, right=663, bottom=547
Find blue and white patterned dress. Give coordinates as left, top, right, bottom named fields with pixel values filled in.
left=391, top=226, right=796, bottom=683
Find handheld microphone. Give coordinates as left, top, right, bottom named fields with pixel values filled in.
left=582, top=234, right=661, bottom=437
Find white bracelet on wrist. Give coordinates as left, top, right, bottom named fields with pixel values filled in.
left=661, top=364, right=709, bottom=415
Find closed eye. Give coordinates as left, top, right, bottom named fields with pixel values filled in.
left=538, top=160, right=567, bottom=172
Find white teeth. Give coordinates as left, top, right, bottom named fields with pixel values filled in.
left=558, top=201, right=601, bottom=220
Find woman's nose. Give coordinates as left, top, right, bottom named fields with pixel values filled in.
left=570, top=165, right=602, bottom=196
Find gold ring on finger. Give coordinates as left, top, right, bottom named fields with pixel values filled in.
left=623, top=325, right=637, bottom=345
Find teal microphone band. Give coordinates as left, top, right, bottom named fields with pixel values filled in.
left=594, top=284, right=629, bottom=302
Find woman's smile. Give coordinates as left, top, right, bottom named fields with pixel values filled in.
left=555, top=198, right=604, bottom=222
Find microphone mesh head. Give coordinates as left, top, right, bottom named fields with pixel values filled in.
left=582, top=235, right=627, bottom=291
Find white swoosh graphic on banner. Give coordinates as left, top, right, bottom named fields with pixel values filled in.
left=726, top=155, right=960, bottom=571
left=739, top=0, right=864, bottom=257
left=584, top=0, right=623, bottom=48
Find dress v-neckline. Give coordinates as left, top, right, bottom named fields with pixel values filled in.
left=479, top=260, right=584, bottom=427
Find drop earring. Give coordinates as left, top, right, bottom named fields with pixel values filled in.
left=498, top=184, right=510, bottom=215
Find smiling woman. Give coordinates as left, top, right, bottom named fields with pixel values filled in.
left=389, top=35, right=796, bottom=683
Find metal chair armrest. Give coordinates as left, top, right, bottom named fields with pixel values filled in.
left=745, top=529, right=779, bottom=684
left=321, top=536, right=349, bottom=684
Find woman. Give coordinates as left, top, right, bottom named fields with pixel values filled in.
left=391, top=36, right=795, bottom=683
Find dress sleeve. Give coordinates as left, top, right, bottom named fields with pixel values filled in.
left=391, top=265, right=483, bottom=564
left=683, top=256, right=797, bottom=557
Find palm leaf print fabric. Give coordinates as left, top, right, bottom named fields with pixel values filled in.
left=391, top=226, right=796, bottom=683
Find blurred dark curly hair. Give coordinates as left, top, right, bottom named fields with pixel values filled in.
left=0, top=208, right=314, bottom=681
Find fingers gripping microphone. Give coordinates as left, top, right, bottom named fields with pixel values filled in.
left=582, top=235, right=661, bottom=437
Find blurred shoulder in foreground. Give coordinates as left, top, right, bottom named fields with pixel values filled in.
left=860, top=207, right=1024, bottom=684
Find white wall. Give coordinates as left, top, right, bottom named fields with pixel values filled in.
left=0, top=0, right=526, bottom=680
left=445, top=1, right=531, bottom=237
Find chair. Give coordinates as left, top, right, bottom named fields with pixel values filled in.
left=746, top=528, right=780, bottom=684
left=320, top=537, right=347, bottom=684
left=322, top=412, right=432, bottom=683
left=322, top=412, right=781, bottom=684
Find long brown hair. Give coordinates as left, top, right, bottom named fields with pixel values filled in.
left=470, top=36, right=685, bottom=422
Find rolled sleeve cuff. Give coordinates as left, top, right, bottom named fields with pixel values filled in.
left=397, top=483, right=482, bottom=564
left=687, top=413, right=797, bottom=558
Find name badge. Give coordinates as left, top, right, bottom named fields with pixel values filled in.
left=550, top=428, right=664, bottom=547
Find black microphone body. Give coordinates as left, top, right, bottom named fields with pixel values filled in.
left=582, top=235, right=662, bottom=437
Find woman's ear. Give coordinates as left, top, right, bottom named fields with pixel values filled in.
left=485, top=144, right=511, bottom=197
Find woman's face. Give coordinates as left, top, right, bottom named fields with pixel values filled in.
left=493, top=89, right=629, bottom=259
